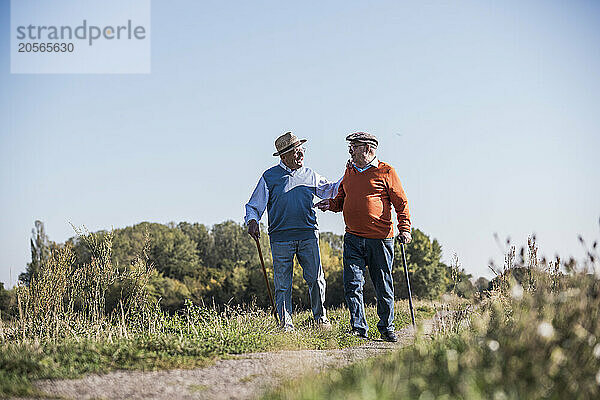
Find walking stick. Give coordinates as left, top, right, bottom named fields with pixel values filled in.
left=400, top=242, right=416, bottom=327
left=253, top=237, right=279, bottom=324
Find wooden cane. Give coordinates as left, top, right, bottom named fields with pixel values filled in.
left=254, top=237, right=278, bottom=323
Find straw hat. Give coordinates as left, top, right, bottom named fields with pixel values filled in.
left=273, top=131, right=307, bottom=156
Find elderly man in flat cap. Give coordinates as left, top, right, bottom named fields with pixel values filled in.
left=245, top=132, right=340, bottom=331
left=316, top=132, right=411, bottom=342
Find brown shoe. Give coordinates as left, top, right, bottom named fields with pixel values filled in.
left=317, top=320, right=332, bottom=330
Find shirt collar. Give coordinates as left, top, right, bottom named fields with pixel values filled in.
left=352, top=156, right=379, bottom=172
left=279, top=160, right=302, bottom=173
left=367, top=156, right=379, bottom=168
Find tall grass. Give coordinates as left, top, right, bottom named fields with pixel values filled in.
left=266, top=235, right=600, bottom=399
left=10, top=228, right=153, bottom=342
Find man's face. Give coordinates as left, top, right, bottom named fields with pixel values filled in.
left=281, top=145, right=305, bottom=170
left=348, top=141, right=370, bottom=165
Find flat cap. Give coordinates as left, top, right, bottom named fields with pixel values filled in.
left=345, top=132, right=378, bottom=148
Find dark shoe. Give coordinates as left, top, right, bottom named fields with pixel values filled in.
left=381, top=331, right=398, bottom=342
left=350, top=329, right=368, bottom=339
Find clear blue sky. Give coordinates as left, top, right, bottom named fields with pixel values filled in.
left=1, top=0, right=599, bottom=286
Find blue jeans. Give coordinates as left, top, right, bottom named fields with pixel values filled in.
left=270, top=236, right=328, bottom=329
left=343, top=232, right=395, bottom=335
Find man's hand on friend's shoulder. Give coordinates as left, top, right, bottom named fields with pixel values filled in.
left=397, top=231, right=412, bottom=244
left=247, top=219, right=260, bottom=240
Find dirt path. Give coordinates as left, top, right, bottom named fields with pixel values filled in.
left=30, top=318, right=437, bottom=400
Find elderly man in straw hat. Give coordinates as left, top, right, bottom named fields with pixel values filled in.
left=316, top=132, right=412, bottom=342
left=245, top=132, right=340, bottom=331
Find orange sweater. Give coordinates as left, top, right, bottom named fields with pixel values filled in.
left=329, top=161, right=411, bottom=239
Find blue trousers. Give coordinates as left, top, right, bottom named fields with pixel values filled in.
left=270, top=236, right=327, bottom=329
left=343, top=232, right=395, bottom=335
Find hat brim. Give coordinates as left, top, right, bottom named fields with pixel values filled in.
left=273, top=139, right=307, bottom=156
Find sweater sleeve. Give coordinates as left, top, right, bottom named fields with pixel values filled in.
left=386, top=166, right=411, bottom=232
left=328, top=169, right=348, bottom=212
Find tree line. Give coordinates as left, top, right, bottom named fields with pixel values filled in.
left=0, top=220, right=489, bottom=317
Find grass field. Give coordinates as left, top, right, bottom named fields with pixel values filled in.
left=0, top=298, right=435, bottom=397
left=5, top=228, right=598, bottom=399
